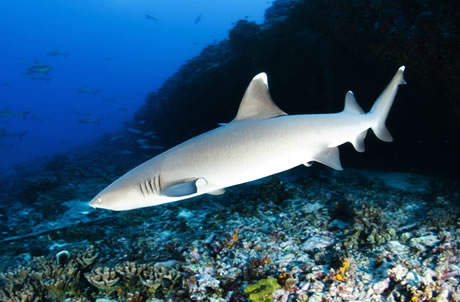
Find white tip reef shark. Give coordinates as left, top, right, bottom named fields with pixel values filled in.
left=90, top=66, right=406, bottom=211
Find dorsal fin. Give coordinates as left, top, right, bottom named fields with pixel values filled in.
left=233, top=73, right=287, bottom=121
left=343, top=91, right=364, bottom=114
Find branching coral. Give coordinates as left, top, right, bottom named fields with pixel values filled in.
left=75, top=245, right=98, bottom=269
left=115, top=261, right=145, bottom=280
left=0, top=265, right=31, bottom=284
left=139, top=263, right=181, bottom=294
left=84, top=266, right=119, bottom=290
left=0, top=282, right=39, bottom=302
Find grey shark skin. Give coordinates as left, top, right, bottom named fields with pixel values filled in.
left=90, top=67, right=406, bottom=211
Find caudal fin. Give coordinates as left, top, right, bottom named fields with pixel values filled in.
left=368, top=66, right=406, bottom=142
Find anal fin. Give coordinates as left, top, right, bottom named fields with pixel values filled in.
left=312, top=147, right=343, bottom=170
left=352, top=130, right=367, bottom=152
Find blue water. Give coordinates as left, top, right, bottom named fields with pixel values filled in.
left=0, top=0, right=273, bottom=170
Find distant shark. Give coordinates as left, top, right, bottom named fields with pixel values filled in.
left=0, top=128, right=27, bottom=140
left=47, top=49, right=69, bottom=57
left=77, top=117, right=101, bottom=125
left=90, top=67, right=406, bottom=211
left=25, top=63, right=53, bottom=75
left=77, top=88, right=100, bottom=95
left=145, top=14, right=158, bottom=22
left=0, top=107, right=31, bottom=119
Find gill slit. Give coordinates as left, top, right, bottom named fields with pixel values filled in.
left=139, top=182, right=146, bottom=197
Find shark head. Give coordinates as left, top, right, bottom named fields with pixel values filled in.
left=89, top=167, right=167, bottom=211
left=89, top=177, right=149, bottom=211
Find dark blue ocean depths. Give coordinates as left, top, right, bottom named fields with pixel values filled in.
left=0, top=1, right=459, bottom=301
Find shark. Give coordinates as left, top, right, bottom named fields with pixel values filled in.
left=25, top=63, right=53, bottom=75
left=0, top=107, right=31, bottom=119
left=145, top=14, right=158, bottom=22
left=47, top=49, right=69, bottom=57
left=90, top=66, right=406, bottom=211
left=77, top=88, right=100, bottom=95
left=0, top=128, right=28, bottom=140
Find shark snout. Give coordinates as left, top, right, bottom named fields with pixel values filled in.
left=89, top=198, right=102, bottom=208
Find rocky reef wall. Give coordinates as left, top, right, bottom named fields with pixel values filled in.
left=134, top=0, right=460, bottom=175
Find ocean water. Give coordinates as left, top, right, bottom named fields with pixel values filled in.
left=0, top=0, right=459, bottom=301
left=0, top=0, right=273, bottom=170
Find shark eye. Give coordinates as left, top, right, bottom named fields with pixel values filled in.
left=95, top=198, right=102, bottom=204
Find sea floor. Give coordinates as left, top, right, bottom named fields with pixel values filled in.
left=0, top=167, right=458, bottom=301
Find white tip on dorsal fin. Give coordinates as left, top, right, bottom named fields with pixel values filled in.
left=233, top=72, right=287, bottom=121
left=343, top=91, right=364, bottom=114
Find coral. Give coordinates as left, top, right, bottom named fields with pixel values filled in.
left=75, top=245, right=99, bottom=269
left=343, top=202, right=396, bottom=249
left=30, top=256, right=80, bottom=297
left=84, top=266, right=119, bottom=291
left=0, top=282, right=39, bottom=302
left=138, top=262, right=181, bottom=296
left=335, top=259, right=350, bottom=282
left=115, top=262, right=145, bottom=280
left=187, top=273, right=222, bottom=301
left=0, top=265, right=31, bottom=284
left=126, top=291, right=142, bottom=302
left=244, top=277, right=280, bottom=302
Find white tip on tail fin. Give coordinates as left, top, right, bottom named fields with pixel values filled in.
left=369, top=66, right=406, bottom=142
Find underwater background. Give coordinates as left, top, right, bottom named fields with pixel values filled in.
left=0, top=0, right=459, bottom=301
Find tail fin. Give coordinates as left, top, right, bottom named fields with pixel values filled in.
left=369, top=66, right=406, bottom=142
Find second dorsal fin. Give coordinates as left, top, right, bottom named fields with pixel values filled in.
left=233, top=73, right=287, bottom=121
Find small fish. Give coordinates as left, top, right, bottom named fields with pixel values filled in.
left=78, top=117, right=101, bottom=125
left=0, top=128, right=27, bottom=140
left=127, top=128, right=142, bottom=134
left=119, top=150, right=133, bottom=155
left=136, top=138, right=147, bottom=145
left=194, top=13, right=203, bottom=24
left=78, top=88, right=100, bottom=95
left=47, top=50, right=68, bottom=57
left=145, top=14, right=158, bottom=22
left=25, top=63, right=53, bottom=75
left=143, top=131, right=156, bottom=137
left=0, top=107, right=31, bottom=119
left=137, top=120, right=146, bottom=125
left=139, top=144, right=164, bottom=150
left=30, top=75, right=51, bottom=81
left=110, top=135, right=123, bottom=142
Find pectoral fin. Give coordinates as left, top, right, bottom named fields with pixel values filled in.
left=161, top=178, right=207, bottom=197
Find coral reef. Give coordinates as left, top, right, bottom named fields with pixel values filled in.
left=0, top=168, right=459, bottom=301
left=0, top=0, right=459, bottom=301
